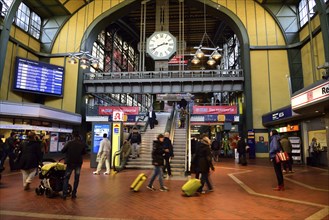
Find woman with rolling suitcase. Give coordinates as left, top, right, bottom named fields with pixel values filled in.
left=146, top=134, right=169, bottom=192
left=196, top=134, right=215, bottom=194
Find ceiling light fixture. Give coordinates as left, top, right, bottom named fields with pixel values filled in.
left=192, top=0, right=222, bottom=66
left=67, top=51, right=99, bottom=69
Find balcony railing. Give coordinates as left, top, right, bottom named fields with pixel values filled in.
left=84, top=69, right=243, bottom=80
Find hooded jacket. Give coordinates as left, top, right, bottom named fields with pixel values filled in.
left=151, top=140, right=165, bottom=166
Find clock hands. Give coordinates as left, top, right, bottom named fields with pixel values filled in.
left=152, top=42, right=168, bottom=51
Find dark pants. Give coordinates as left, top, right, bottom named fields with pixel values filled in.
left=212, top=150, right=220, bottom=162
left=198, top=172, right=213, bottom=192
left=283, top=153, right=293, bottom=171
left=149, top=118, right=155, bottom=129
left=163, top=156, right=172, bottom=176
left=63, top=164, right=82, bottom=197
left=239, top=153, right=247, bottom=165
left=0, top=148, right=16, bottom=170
left=272, top=159, right=284, bottom=186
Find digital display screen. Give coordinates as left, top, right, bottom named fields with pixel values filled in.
left=93, top=124, right=111, bottom=153
left=13, top=57, right=64, bottom=97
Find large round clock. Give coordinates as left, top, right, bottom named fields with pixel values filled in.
left=146, top=31, right=177, bottom=60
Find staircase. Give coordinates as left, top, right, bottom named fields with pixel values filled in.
left=125, top=112, right=169, bottom=169
left=170, top=126, right=187, bottom=176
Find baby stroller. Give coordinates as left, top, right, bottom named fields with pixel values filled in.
left=35, top=159, right=72, bottom=198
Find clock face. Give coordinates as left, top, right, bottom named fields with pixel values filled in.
left=146, top=31, right=176, bottom=60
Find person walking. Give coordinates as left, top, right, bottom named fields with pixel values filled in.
left=147, top=134, right=169, bottom=192
left=163, top=132, right=174, bottom=177
left=211, top=138, right=220, bottom=162
left=61, top=131, right=86, bottom=200
left=127, top=127, right=141, bottom=159
left=18, top=131, right=42, bottom=190
left=148, top=107, right=157, bottom=129
left=269, top=129, right=284, bottom=191
left=237, top=136, right=247, bottom=165
left=196, top=134, right=215, bottom=194
left=1, top=132, right=16, bottom=171
left=179, top=108, right=187, bottom=128
left=280, top=135, right=293, bottom=173
left=93, top=133, right=111, bottom=175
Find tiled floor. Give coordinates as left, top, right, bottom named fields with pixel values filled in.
left=0, top=157, right=328, bottom=220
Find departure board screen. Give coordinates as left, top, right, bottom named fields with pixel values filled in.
left=13, top=57, right=65, bottom=97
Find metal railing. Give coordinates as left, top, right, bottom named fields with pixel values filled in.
left=84, top=69, right=244, bottom=80
left=185, top=111, right=191, bottom=175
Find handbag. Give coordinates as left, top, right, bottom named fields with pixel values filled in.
left=275, top=151, right=289, bottom=163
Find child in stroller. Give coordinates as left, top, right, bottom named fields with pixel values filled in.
left=35, top=159, right=72, bottom=198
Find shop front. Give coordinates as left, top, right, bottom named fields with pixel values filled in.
left=0, top=101, right=82, bottom=154
left=291, top=80, right=329, bottom=168
left=262, top=106, right=303, bottom=164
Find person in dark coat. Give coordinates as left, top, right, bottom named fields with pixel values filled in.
left=148, top=107, right=157, bottom=129
left=269, top=129, right=284, bottom=191
left=280, top=135, right=293, bottom=173
left=237, top=136, right=247, bottom=165
left=211, top=138, right=220, bottom=162
left=19, top=131, right=42, bottom=190
left=1, top=132, right=16, bottom=171
left=163, top=132, right=174, bottom=177
left=196, top=134, right=215, bottom=193
left=61, top=131, right=86, bottom=199
left=147, top=134, right=169, bottom=192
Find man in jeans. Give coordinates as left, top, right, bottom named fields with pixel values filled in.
left=61, top=131, right=86, bottom=200
left=147, top=134, right=169, bottom=192
left=127, top=127, right=141, bottom=159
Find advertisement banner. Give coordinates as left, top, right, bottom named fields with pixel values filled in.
left=98, top=106, right=139, bottom=115
left=193, top=106, right=237, bottom=115
left=93, top=124, right=111, bottom=153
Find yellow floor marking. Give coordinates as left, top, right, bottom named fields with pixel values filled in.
left=229, top=170, right=329, bottom=220
left=284, top=177, right=329, bottom=192
left=305, top=207, right=329, bottom=220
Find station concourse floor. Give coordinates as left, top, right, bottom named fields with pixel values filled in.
left=0, top=157, right=328, bottom=220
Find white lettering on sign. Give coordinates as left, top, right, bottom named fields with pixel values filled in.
left=272, top=112, right=285, bottom=120
left=291, top=81, right=329, bottom=110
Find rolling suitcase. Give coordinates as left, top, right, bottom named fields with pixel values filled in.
left=182, top=178, right=202, bottom=196
left=130, top=173, right=147, bottom=192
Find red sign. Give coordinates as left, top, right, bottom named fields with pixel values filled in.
left=98, top=106, right=139, bottom=115
left=193, top=106, right=237, bottom=115
left=168, top=55, right=188, bottom=64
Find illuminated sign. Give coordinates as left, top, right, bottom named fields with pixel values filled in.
left=193, top=106, right=237, bottom=115
left=291, top=81, right=329, bottom=110
left=98, top=106, right=139, bottom=115
left=112, top=111, right=124, bottom=121
left=13, top=57, right=64, bottom=97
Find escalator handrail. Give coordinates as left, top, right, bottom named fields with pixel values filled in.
left=112, top=148, right=123, bottom=172
left=185, top=110, right=191, bottom=174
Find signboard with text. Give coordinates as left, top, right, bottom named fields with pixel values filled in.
left=291, top=81, right=329, bottom=110
left=193, top=106, right=237, bottom=115
left=98, top=106, right=139, bottom=115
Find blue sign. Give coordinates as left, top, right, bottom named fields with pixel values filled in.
left=247, top=129, right=256, bottom=159
left=114, top=128, right=119, bottom=133
left=262, top=107, right=293, bottom=124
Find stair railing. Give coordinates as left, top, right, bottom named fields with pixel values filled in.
left=185, top=109, right=191, bottom=175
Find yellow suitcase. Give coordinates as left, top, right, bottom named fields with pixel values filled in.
left=130, top=173, right=147, bottom=192
left=182, top=178, right=201, bottom=196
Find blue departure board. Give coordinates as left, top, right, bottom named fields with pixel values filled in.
left=13, top=57, right=65, bottom=97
